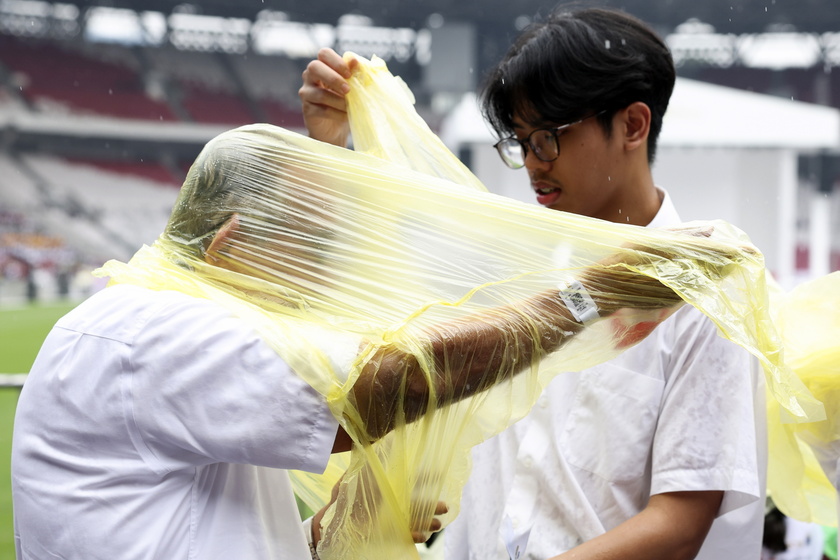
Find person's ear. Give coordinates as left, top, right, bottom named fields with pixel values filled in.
left=622, top=101, right=651, bottom=153
left=205, top=213, right=241, bottom=264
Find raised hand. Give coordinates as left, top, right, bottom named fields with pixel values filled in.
left=299, top=48, right=359, bottom=147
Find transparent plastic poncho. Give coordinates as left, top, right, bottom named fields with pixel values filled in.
left=96, top=54, right=824, bottom=559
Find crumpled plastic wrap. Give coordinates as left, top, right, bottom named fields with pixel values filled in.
left=766, top=272, right=840, bottom=526
left=95, top=53, right=824, bottom=559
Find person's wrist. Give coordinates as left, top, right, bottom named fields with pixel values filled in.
left=576, top=269, right=626, bottom=317
left=302, top=517, right=320, bottom=560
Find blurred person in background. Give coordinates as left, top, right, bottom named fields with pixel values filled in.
left=762, top=501, right=826, bottom=560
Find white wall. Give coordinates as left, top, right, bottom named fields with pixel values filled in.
left=653, top=147, right=800, bottom=286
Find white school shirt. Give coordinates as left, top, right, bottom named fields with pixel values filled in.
left=445, top=189, right=767, bottom=560
left=12, top=284, right=357, bottom=560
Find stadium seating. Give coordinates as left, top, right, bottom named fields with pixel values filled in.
left=0, top=35, right=178, bottom=121
left=0, top=154, right=178, bottom=281
left=0, top=154, right=43, bottom=211
left=235, top=53, right=306, bottom=127
left=0, top=33, right=310, bottom=127
left=21, top=154, right=177, bottom=252
left=63, top=157, right=183, bottom=187
left=178, top=80, right=256, bottom=124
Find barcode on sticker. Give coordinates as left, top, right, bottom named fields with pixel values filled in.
left=558, top=279, right=599, bottom=324
left=567, top=291, right=587, bottom=314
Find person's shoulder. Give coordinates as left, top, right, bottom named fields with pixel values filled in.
left=615, top=306, right=713, bottom=365
left=67, top=283, right=195, bottom=312
left=55, top=284, right=154, bottom=335
left=58, top=285, right=233, bottom=343
left=663, top=304, right=752, bottom=364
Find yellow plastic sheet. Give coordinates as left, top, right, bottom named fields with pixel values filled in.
left=95, top=54, right=823, bottom=559
left=767, top=272, right=840, bottom=526
left=343, top=54, right=487, bottom=192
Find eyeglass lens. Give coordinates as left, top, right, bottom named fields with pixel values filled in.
left=498, top=129, right=561, bottom=169
left=530, top=130, right=558, bottom=161
left=499, top=141, right=524, bottom=168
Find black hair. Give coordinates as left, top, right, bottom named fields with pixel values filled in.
left=163, top=125, right=329, bottom=265
left=163, top=136, right=246, bottom=260
left=480, top=6, right=675, bottom=163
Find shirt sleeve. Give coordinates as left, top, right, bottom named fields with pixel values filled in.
left=650, top=306, right=762, bottom=515
left=125, top=292, right=342, bottom=474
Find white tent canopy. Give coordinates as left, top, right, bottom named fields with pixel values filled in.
left=661, top=78, right=840, bottom=149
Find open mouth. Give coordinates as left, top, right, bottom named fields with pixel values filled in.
left=533, top=183, right=562, bottom=206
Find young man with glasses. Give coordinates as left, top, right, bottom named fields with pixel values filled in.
left=299, top=7, right=765, bottom=560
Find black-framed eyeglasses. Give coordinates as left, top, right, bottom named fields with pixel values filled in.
left=493, top=111, right=606, bottom=170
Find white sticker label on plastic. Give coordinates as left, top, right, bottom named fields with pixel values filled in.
left=558, top=278, right=599, bottom=324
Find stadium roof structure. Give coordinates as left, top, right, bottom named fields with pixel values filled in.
left=53, top=0, right=839, bottom=35
left=4, top=0, right=831, bottom=84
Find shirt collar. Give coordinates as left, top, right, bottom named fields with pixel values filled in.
left=645, top=187, right=682, bottom=229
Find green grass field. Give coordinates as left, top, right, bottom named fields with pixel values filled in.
left=1, top=301, right=79, bottom=560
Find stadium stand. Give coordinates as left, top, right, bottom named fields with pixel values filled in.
left=63, top=157, right=182, bottom=186
left=20, top=154, right=177, bottom=253
left=0, top=33, right=304, bottom=127
left=143, top=45, right=234, bottom=92
left=0, top=34, right=179, bottom=121
left=142, top=45, right=256, bottom=124
left=0, top=153, right=43, bottom=212
left=178, top=80, right=256, bottom=124
left=235, top=53, right=307, bottom=127
left=0, top=147, right=180, bottom=303
left=139, top=46, right=305, bottom=126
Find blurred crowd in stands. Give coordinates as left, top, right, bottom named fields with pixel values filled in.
left=0, top=210, right=94, bottom=304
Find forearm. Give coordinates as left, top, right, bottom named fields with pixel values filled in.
left=425, top=288, right=580, bottom=396
left=352, top=288, right=581, bottom=438
left=417, top=269, right=683, bottom=406
left=549, top=491, right=722, bottom=560
left=352, top=268, right=684, bottom=439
